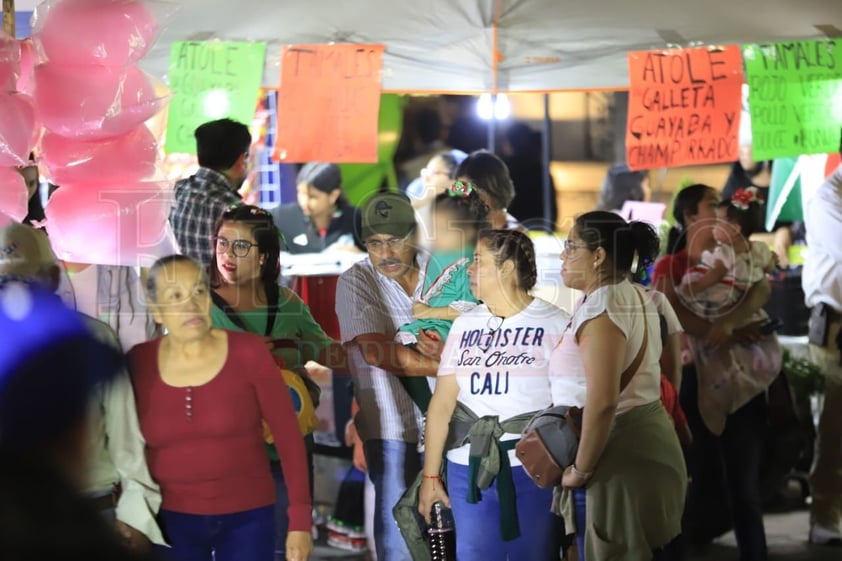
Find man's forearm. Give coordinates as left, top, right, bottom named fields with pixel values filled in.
left=721, top=278, right=771, bottom=326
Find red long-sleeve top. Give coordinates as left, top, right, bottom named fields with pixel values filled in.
left=129, top=330, right=311, bottom=531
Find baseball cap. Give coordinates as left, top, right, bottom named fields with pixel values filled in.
left=0, top=222, right=56, bottom=283
left=360, top=192, right=417, bottom=241
left=0, top=283, right=124, bottom=453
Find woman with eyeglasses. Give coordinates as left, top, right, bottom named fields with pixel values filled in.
left=208, top=205, right=345, bottom=561
left=128, top=255, right=312, bottom=561
left=417, top=229, right=568, bottom=561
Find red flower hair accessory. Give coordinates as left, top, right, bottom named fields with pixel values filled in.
left=448, top=180, right=475, bottom=199
left=731, top=187, right=764, bottom=210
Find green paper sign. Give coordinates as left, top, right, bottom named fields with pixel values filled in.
left=165, top=41, right=267, bottom=154
left=743, top=40, right=842, bottom=160
left=767, top=156, right=804, bottom=231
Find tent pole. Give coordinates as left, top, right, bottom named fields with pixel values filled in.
left=542, top=93, right=553, bottom=231
left=2, top=0, right=14, bottom=37
left=487, top=94, right=497, bottom=153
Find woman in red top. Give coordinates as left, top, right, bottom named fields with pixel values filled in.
left=129, top=255, right=312, bottom=561
left=652, top=184, right=772, bottom=561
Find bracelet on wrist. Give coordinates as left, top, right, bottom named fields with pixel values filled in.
left=572, top=465, right=592, bottom=480
left=423, top=474, right=442, bottom=480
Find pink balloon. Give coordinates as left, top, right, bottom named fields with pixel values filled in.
left=16, top=39, right=37, bottom=94
left=33, top=63, right=167, bottom=140
left=0, top=93, right=38, bottom=167
left=41, top=126, right=158, bottom=185
left=33, top=0, right=159, bottom=68
left=45, top=181, right=173, bottom=266
left=0, top=167, right=28, bottom=222
left=0, top=32, right=20, bottom=91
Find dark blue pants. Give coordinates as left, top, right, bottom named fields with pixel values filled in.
left=156, top=506, right=274, bottom=561
left=447, top=462, right=558, bottom=561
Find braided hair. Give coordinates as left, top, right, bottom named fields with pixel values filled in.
left=478, top=229, right=538, bottom=291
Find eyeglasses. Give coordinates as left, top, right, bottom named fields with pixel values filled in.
left=562, top=240, right=589, bottom=254
left=365, top=235, right=411, bottom=252
left=215, top=237, right=257, bottom=258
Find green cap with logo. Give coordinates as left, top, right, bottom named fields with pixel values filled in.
left=360, top=192, right=417, bottom=241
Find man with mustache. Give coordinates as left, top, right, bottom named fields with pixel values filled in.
left=335, top=192, right=443, bottom=561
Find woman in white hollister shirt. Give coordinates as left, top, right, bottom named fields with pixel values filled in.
left=418, top=229, right=569, bottom=561
left=554, top=211, right=686, bottom=561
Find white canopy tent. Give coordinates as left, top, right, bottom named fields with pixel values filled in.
left=142, top=0, right=840, bottom=91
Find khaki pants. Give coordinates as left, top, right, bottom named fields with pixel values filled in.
left=808, top=318, right=842, bottom=529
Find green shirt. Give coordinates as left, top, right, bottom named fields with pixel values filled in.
left=210, top=288, right=334, bottom=371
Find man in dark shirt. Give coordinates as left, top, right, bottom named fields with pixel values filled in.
left=169, top=119, right=251, bottom=269
left=271, top=162, right=362, bottom=254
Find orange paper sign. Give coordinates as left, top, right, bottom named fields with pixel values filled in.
left=273, top=44, right=385, bottom=163
left=626, top=46, right=743, bottom=170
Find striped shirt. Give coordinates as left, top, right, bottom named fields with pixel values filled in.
left=336, top=256, right=425, bottom=442
left=169, top=168, right=242, bottom=270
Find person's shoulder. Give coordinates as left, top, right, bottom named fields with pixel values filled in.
left=220, top=329, right=266, bottom=355
left=277, top=286, right=305, bottom=309
left=529, top=297, right=569, bottom=320
left=272, top=203, right=301, bottom=221
left=339, top=258, right=374, bottom=282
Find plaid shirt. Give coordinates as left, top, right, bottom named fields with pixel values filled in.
left=169, top=168, right=242, bottom=270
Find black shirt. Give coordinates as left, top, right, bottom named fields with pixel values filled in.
left=271, top=202, right=362, bottom=254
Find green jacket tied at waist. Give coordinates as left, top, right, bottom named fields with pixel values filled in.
left=394, top=402, right=538, bottom=561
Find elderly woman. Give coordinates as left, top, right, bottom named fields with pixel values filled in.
left=418, top=229, right=568, bottom=561
left=271, top=162, right=361, bottom=254
left=209, top=204, right=345, bottom=560
left=556, top=211, right=686, bottom=561
left=128, top=255, right=312, bottom=561
left=456, top=150, right=524, bottom=231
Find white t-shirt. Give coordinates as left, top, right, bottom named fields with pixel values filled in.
left=438, top=298, right=569, bottom=465
left=550, top=281, right=675, bottom=414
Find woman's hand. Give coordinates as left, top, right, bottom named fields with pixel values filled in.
left=286, top=530, right=313, bottom=561
left=418, top=477, right=450, bottom=524
left=416, top=330, right=444, bottom=361
left=561, top=465, right=589, bottom=489
left=114, top=521, right=151, bottom=553
left=773, top=226, right=792, bottom=268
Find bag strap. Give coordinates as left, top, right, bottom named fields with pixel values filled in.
left=618, top=286, right=649, bottom=392
left=211, top=291, right=278, bottom=337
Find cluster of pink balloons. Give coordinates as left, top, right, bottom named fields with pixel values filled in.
left=0, top=32, right=34, bottom=223
left=24, top=0, right=175, bottom=265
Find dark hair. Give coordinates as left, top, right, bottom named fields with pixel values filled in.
left=665, top=184, right=715, bottom=255
left=433, top=185, right=490, bottom=246
left=416, top=108, right=442, bottom=144
left=575, top=211, right=659, bottom=283
left=596, top=164, right=648, bottom=212
left=436, top=151, right=463, bottom=179
left=297, top=162, right=347, bottom=207
left=506, top=122, right=538, bottom=156
left=195, top=119, right=251, bottom=171
left=209, top=205, right=281, bottom=305
left=146, top=255, right=207, bottom=303
left=719, top=199, right=764, bottom=238
left=478, top=229, right=537, bottom=291
left=456, top=150, right=516, bottom=210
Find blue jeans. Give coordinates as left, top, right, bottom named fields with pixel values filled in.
left=156, top=506, right=274, bottom=561
left=363, top=439, right=423, bottom=561
left=447, top=462, right=558, bottom=561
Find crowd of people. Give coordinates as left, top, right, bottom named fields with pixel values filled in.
left=0, top=116, right=839, bottom=561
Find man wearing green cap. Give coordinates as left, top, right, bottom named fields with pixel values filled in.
left=335, top=192, right=442, bottom=561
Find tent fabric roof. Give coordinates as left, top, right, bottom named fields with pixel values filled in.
left=125, top=0, right=842, bottom=91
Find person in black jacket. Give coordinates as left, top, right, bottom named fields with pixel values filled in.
left=271, top=162, right=362, bottom=254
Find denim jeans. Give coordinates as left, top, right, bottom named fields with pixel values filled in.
left=156, top=506, right=274, bottom=561
left=682, top=367, right=768, bottom=561
left=363, top=439, right=423, bottom=561
left=447, top=462, right=558, bottom=561
left=270, top=447, right=314, bottom=561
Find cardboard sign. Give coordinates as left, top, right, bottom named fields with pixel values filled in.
left=165, top=41, right=267, bottom=154
left=743, top=39, right=842, bottom=160
left=273, top=44, right=385, bottom=163
left=626, top=46, right=743, bottom=170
